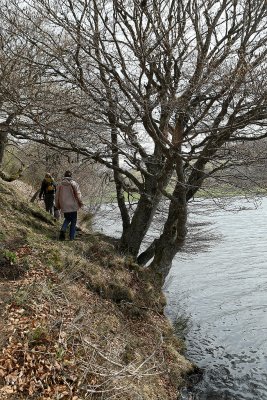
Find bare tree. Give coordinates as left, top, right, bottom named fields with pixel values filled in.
left=1, top=0, right=267, bottom=280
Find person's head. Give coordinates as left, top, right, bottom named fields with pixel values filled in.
left=64, top=170, right=72, bottom=178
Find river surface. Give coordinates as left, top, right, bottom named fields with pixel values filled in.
left=95, top=196, right=267, bottom=400
left=165, top=196, right=267, bottom=400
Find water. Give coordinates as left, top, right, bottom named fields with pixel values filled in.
left=95, top=197, right=267, bottom=399
left=165, top=197, right=267, bottom=400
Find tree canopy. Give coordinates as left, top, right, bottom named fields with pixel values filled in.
left=1, top=0, right=266, bottom=280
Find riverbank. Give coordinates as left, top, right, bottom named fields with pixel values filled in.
left=0, top=178, right=193, bottom=399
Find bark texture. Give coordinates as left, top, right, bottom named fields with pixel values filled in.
left=0, top=132, right=8, bottom=167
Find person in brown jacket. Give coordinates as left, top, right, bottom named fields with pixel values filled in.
left=55, top=171, right=83, bottom=240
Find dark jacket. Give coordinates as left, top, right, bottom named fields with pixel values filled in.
left=39, top=177, right=56, bottom=199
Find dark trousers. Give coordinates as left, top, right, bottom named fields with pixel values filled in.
left=44, top=193, right=55, bottom=214
left=61, top=212, right=77, bottom=240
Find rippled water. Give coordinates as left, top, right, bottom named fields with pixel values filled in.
left=165, top=197, right=267, bottom=400
left=95, top=197, right=267, bottom=399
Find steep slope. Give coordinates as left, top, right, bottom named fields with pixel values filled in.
left=0, top=178, right=193, bottom=400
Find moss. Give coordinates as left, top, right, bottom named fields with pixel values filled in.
left=0, top=231, right=5, bottom=241
left=0, top=249, right=29, bottom=280
left=44, top=248, right=63, bottom=270
left=12, top=288, right=32, bottom=308
left=62, top=253, right=97, bottom=280
left=2, top=249, right=17, bottom=264
left=87, top=239, right=116, bottom=261
left=120, top=302, right=148, bottom=319
left=28, top=325, right=50, bottom=347
left=107, top=282, right=134, bottom=303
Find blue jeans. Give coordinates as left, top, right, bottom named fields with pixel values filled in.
left=61, top=212, right=77, bottom=240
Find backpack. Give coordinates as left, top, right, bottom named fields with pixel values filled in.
left=45, top=177, right=56, bottom=193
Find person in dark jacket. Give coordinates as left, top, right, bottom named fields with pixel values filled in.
left=39, top=173, right=56, bottom=215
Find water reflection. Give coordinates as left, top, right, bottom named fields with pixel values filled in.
left=165, top=197, right=267, bottom=399
left=94, top=196, right=267, bottom=399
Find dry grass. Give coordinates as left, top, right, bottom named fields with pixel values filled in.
left=0, top=178, right=193, bottom=399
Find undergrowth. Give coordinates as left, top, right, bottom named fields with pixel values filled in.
left=0, top=178, right=193, bottom=400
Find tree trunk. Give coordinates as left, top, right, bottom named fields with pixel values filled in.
left=119, top=188, right=162, bottom=257
left=149, top=146, right=187, bottom=281
left=149, top=185, right=187, bottom=281
left=0, top=132, right=8, bottom=167
left=111, top=126, right=130, bottom=232
left=119, top=151, right=173, bottom=257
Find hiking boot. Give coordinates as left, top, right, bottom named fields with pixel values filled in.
left=59, top=231, right=66, bottom=241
